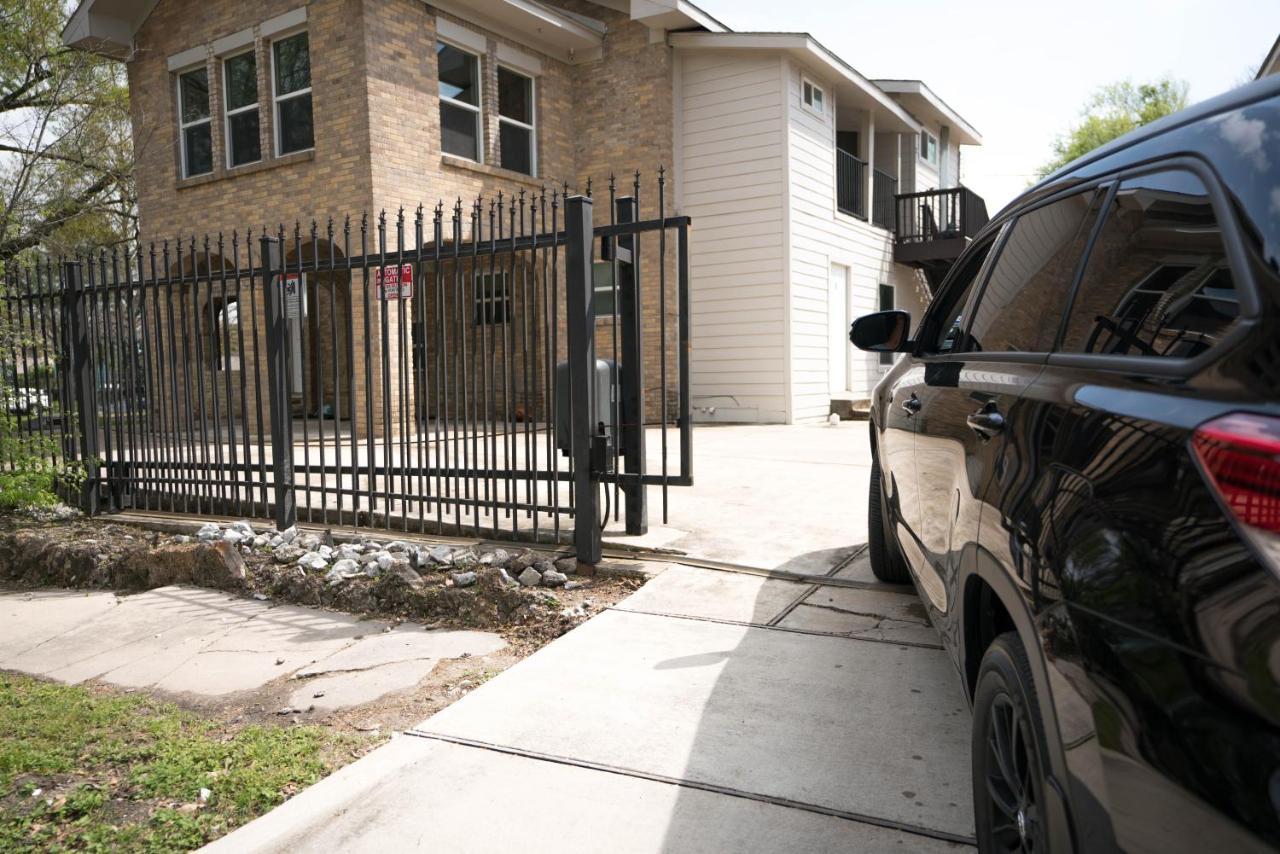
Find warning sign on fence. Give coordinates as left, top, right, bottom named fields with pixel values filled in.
left=374, top=264, right=413, bottom=301
left=282, top=272, right=306, bottom=319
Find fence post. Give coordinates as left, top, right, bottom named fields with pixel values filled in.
left=565, top=195, right=601, bottom=567
left=615, top=197, right=647, bottom=535
left=259, top=236, right=297, bottom=531
left=62, top=261, right=100, bottom=515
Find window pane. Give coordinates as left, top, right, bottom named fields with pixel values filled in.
left=278, top=93, right=313, bottom=154
left=926, top=241, right=991, bottom=353
left=1059, top=171, right=1239, bottom=358
left=437, top=42, right=478, bottom=105
left=228, top=109, right=261, bottom=166
left=184, top=123, right=213, bottom=176
left=498, top=68, right=531, bottom=123
left=441, top=101, right=479, bottom=160
left=500, top=122, right=532, bottom=175
left=273, top=33, right=310, bottom=95
left=967, top=189, right=1105, bottom=354
left=224, top=52, right=257, bottom=111
left=180, top=68, right=209, bottom=123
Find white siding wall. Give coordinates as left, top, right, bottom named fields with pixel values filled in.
left=678, top=52, right=788, bottom=423
left=785, top=59, right=908, bottom=417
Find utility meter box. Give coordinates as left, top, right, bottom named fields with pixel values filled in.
left=556, top=358, right=619, bottom=461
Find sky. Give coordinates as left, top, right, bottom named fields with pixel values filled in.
left=697, top=0, right=1280, bottom=211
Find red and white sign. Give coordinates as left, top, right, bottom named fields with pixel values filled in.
left=374, top=264, right=413, bottom=301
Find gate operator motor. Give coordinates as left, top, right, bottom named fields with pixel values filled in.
left=555, top=358, right=624, bottom=471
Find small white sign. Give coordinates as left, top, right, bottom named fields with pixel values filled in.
left=282, top=272, right=307, bottom=319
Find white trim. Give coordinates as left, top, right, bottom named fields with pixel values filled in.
left=211, top=27, right=253, bottom=56
left=176, top=63, right=213, bottom=178
left=222, top=48, right=261, bottom=169
left=919, top=128, right=938, bottom=167
left=779, top=55, right=794, bottom=424
left=436, top=39, right=484, bottom=164
left=167, top=45, right=206, bottom=72
left=270, top=30, right=314, bottom=157
left=436, top=17, right=487, bottom=54
left=261, top=6, right=307, bottom=38
left=800, top=74, right=824, bottom=116
left=873, top=79, right=982, bottom=146
left=497, top=65, right=536, bottom=176
left=496, top=42, right=543, bottom=77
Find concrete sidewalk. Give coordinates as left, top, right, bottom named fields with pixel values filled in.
left=206, top=558, right=974, bottom=853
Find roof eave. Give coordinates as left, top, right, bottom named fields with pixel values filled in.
left=669, top=31, right=921, bottom=134
left=1258, top=34, right=1280, bottom=80
left=873, top=79, right=982, bottom=145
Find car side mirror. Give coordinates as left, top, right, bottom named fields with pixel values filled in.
left=850, top=310, right=911, bottom=353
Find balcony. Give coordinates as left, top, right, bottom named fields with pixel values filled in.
left=893, top=186, right=989, bottom=278
left=836, top=148, right=898, bottom=231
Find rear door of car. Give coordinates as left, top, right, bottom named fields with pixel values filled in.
left=907, top=186, right=1109, bottom=630
left=990, top=161, right=1280, bottom=851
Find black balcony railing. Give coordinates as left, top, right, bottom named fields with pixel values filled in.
left=894, top=186, right=988, bottom=246
left=836, top=148, right=867, bottom=220
left=871, top=169, right=896, bottom=230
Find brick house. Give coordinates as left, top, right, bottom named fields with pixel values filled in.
left=64, top=0, right=985, bottom=427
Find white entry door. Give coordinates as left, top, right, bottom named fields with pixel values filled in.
left=828, top=263, right=850, bottom=394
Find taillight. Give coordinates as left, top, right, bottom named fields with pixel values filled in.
left=1192, top=413, right=1280, bottom=535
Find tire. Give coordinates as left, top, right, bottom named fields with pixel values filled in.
left=867, top=457, right=911, bottom=584
left=972, top=632, right=1053, bottom=854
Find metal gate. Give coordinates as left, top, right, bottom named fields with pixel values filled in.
left=0, top=174, right=691, bottom=564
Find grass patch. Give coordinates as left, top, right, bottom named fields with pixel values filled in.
left=0, top=673, right=370, bottom=851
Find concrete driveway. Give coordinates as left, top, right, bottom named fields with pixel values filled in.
left=604, top=422, right=874, bottom=576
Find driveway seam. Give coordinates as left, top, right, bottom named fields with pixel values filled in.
left=608, top=607, right=944, bottom=650
left=402, top=729, right=976, bottom=847
left=765, top=584, right=818, bottom=627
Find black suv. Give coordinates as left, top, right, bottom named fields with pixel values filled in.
left=852, top=76, right=1280, bottom=853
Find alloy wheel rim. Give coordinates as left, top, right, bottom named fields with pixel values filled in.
left=985, top=693, right=1042, bottom=853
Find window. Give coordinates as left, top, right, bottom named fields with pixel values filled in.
left=474, top=272, right=510, bottom=325
left=802, top=77, right=825, bottom=114
left=878, top=284, right=895, bottom=366
left=178, top=67, right=213, bottom=177
left=272, top=32, right=313, bottom=156
left=498, top=67, right=535, bottom=175
left=1059, top=170, right=1240, bottom=359
left=920, top=130, right=938, bottom=166
left=223, top=50, right=260, bottom=167
left=438, top=42, right=481, bottom=162
left=965, top=188, right=1107, bottom=354
left=923, top=240, right=992, bottom=354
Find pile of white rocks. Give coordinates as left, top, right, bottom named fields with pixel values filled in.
left=185, top=520, right=582, bottom=590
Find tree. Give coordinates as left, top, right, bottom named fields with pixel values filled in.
left=0, top=0, right=135, bottom=264
left=1037, top=79, right=1189, bottom=179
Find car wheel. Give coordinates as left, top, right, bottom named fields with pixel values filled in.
left=867, top=457, right=911, bottom=584
left=973, top=632, right=1051, bottom=854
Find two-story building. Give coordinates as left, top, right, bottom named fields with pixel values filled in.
left=64, top=0, right=985, bottom=428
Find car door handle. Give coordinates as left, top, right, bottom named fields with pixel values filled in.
left=901, top=395, right=922, bottom=416
left=966, top=406, right=1005, bottom=439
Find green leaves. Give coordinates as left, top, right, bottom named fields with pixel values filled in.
left=1037, top=78, right=1190, bottom=180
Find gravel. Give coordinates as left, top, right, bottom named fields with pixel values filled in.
left=517, top=567, right=543, bottom=587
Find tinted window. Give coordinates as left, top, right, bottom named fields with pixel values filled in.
left=921, top=239, right=992, bottom=354
left=1059, top=170, right=1240, bottom=358
left=966, top=189, right=1105, bottom=354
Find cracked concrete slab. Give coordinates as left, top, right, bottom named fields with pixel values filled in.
left=614, top=564, right=806, bottom=625
left=802, top=586, right=932, bottom=625
left=297, top=626, right=505, bottom=677
left=778, top=605, right=943, bottom=647
left=290, top=659, right=443, bottom=712
left=0, top=590, right=120, bottom=662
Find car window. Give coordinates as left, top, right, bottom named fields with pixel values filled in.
left=965, top=188, right=1106, bottom=354
left=1058, top=170, right=1240, bottom=358
left=920, top=239, right=993, bottom=354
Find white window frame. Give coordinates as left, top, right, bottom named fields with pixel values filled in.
left=177, top=64, right=213, bottom=178
left=801, top=75, right=825, bottom=116
left=497, top=65, right=536, bottom=176
left=222, top=48, right=261, bottom=169
left=920, top=129, right=939, bottom=166
left=438, top=39, right=483, bottom=164
left=270, top=29, right=314, bottom=158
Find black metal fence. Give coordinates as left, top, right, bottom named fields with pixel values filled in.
left=836, top=148, right=867, bottom=220
left=0, top=174, right=692, bottom=564
left=894, top=186, right=990, bottom=245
